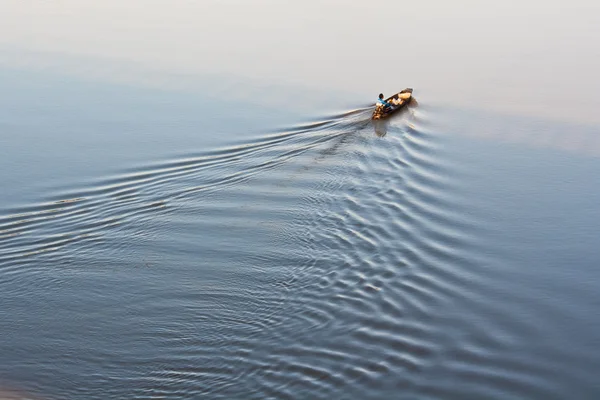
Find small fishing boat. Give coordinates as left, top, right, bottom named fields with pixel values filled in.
left=371, top=88, right=413, bottom=120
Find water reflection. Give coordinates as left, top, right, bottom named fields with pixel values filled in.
left=1, top=1, right=600, bottom=398
left=372, top=119, right=389, bottom=137
left=3, top=0, right=599, bottom=123
left=1, top=86, right=600, bottom=398
left=0, top=387, right=41, bottom=400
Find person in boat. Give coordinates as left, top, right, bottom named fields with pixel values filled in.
left=377, top=93, right=392, bottom=109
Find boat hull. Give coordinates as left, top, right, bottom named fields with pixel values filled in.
left=372, top=88, right=413, bottom=120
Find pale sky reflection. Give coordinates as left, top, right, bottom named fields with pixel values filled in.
left=1, top=0, right=599, bottom=124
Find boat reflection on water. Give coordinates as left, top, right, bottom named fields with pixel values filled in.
left=373, top=118, right=389, bottom=137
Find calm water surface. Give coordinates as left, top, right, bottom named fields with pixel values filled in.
left=1, top=1, right=600, bottom=399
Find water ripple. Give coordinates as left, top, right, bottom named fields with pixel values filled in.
left=2, top=102, right=597, bottom=399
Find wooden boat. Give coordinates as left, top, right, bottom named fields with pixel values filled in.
left=371, top=88, right=413, bottom=120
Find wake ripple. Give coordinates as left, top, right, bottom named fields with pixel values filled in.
left=0, top=108, right=372, bottom=273
left=2, top=102, right=585, bottom=399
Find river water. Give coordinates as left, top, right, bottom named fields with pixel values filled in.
left=1, top=1, right=600, bottom=399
